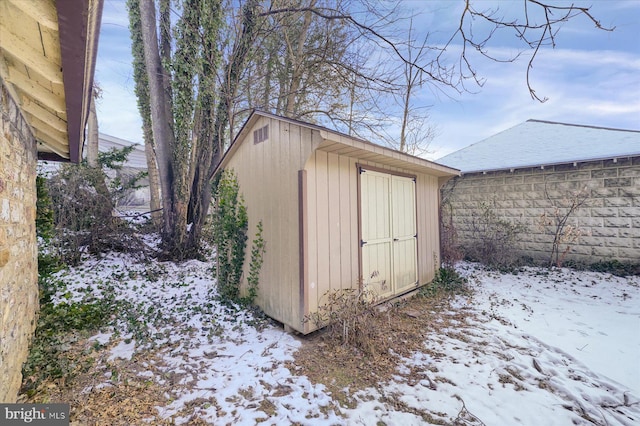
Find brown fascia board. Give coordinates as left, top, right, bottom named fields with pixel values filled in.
left=54, top=0, right=103, bottom=163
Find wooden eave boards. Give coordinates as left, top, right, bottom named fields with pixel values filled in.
left=0, top=0, right=102, bottom=162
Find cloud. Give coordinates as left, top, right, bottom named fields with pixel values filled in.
left=92, top=1, right=639, bottom=160
left=426, top=43, right=640, bottom=160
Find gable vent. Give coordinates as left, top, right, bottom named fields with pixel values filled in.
left=253, top=125, right=269, bottom=144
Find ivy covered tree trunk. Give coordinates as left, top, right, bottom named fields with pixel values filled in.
left=128, top=0, right=161, bottom=229
left=143, top=133, right=162, bottom=228
left=135, top=0, right=176, bottom=246
left=186, top=0, right=261, bottom=253
left=129, top=0, right=260, bottom=258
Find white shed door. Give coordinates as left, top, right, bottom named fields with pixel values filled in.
left=391, top=175, right=418, bottom=291
left=361, top=169, right=417, bottom=299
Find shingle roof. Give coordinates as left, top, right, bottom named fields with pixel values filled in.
left=437, top=120, right=640, bottom=174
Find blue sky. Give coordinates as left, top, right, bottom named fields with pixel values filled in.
left=95, top=0, right=640, bottom=160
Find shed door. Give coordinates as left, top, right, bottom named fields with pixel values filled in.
left=360, top=169, right=417, bottom=299
left=391, top=175, right=418, bottom=292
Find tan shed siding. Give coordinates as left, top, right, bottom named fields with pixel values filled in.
left=223, top=116, right=309, bottom=328
left=305, top=149, right=319, bottom=323
left=416, top=173, right=441, bottom=284
left=304, top=154, right=442, bottom=316
left=304, top=152, right=361, bottom=314
left=327, top=153, right=341, bottom=292
left=313, top=150, right=331, bottom=304
left=339, top=154, right=357, bottom=291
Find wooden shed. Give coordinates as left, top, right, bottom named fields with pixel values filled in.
left=216, top=111, right=459, bottom=333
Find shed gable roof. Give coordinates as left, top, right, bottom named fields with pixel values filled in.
left=219, top=110, right=459, bottom=178
left=437, top=120, right=640, bottom=174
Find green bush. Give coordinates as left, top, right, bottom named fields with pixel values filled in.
left=243, top=220, right=265, bottom=305
left=36, top=175, right=55, bottom=242
left=421, top=267, right=469, bottom=297
left=565, top=259, right=640, bottom=277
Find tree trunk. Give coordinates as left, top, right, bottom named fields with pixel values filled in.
left=138, top=0, right=176, bottom=245
left=127, top=0, right=162, bottom=229
left=143, top=127, right=162, bottom=228
left=284, top=1, right=315, bottom=117
left=186, top=0, right=261, bottom=252
left=84, top=89, right=113, bottom=210
left=86, top=93, right=99, bottom=167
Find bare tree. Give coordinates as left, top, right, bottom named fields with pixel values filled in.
left=538, top=185, right=590, bottom=267
left=442, top=0, right=613, bottom=102
left=129, top=0, right=261, bottom=257
left=371, top=18, right=437, bottom=156
left=127, top=0, right=610, bottom=259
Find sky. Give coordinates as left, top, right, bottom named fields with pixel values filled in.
left=95, top=0, right=640, bottom=160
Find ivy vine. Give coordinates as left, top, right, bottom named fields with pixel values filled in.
left=211, top=169, right=265, bottom=305
left=244, top=220, right=265, bottom=305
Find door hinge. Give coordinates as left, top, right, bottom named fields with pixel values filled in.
left=359, top=167, right=366, bottom=174
left=360, top=240, right=367, bottom=247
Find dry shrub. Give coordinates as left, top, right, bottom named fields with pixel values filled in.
left=303, top=287, right=390, bottom=359
left=440, top=200, right=464, bottom=268
left=537, top=185, right=590, bottom=267
left=466, top=202, right=525, bottom=269
left=47, top=161, right=147, bottom=265
left=291, top=293, right=475, bottom=409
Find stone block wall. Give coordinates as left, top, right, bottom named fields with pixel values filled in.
left=0, top=82, right=39, bottom=402
left=441, top=157, right=640, bottom=264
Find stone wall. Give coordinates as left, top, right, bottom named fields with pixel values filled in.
left=442, top=157, right=640, bottom=265
left=0, top=82, right=39, bottom=402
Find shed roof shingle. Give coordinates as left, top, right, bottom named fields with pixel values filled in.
left=437, top=120, right=640, bottom=174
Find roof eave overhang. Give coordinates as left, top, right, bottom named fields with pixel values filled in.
left=217, top=110, right=460, bottom=179
left=458, top=153, right=640, bottom=175
left=318, top=130, right=460, bottom=178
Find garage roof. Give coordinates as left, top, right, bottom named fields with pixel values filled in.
left=437, top=120, right=640, bottom=174
left=0, top=0, right=103, bottom=162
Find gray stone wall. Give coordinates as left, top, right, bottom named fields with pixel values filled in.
left=0, top=83, right=39, bottom=402
left=442, top=157, right=640, bottom=265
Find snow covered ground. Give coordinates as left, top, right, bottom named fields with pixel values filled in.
left=53, top=255, right=639, bottom=425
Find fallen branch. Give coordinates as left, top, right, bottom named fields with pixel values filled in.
left=453, top=394, right=486, bottom=425
left=532, top=358, right=544, bottom=374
